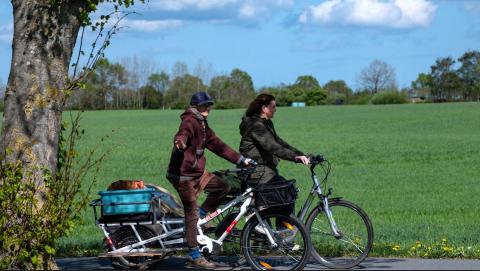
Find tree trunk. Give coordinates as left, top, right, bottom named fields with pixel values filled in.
left=1, top=0, right=84, bottom=269
left=2, top=0, right=83, bottom=172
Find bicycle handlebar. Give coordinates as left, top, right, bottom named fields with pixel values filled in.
left=214, top=159, right=258, bottom=176
left=309, top=154, right=325, bottom=165
left=248, top=160, right=258, bottom=166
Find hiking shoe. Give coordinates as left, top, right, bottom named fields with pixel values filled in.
left=185, top=256, right=216, bottom=269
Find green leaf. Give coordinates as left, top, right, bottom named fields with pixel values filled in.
left=44, top=245, right=56, bottom=255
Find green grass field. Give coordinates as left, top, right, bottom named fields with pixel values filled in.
left=53, top=103, right=480, bottom=257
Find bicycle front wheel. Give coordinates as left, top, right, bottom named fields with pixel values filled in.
left=241, top=213, right=311, bottom=270
left=306, top=199, right=373, bottom=269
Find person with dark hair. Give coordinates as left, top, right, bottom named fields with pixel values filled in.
left=239, top=94, right=310, bottom=185
left=167, top=91, right=251, bottom=269
left=239, top=94, right=309, bottom=221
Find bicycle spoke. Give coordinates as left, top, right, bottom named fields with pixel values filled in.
left=308, top=200, right=373, bottom=269
left=339, top=234, right=365, bottom=254
left=278, top=248, right=301, bottom=263
left=310, top=225, right=333, bottom=236
left=242, top=213, right=310, bottom=270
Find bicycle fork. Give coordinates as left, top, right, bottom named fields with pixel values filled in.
left=253, top=210, right=278, bottom=248
left=310, top=173, right=342, bottom=239
left=321, top=196, right=342, bottom=238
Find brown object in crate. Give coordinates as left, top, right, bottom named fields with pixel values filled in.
left=107, top=180, right=145, bottom=190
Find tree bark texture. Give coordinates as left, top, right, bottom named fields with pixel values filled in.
left=1, top=1, right=87, bottom=269
left=1, top=0, right=84, bottom=175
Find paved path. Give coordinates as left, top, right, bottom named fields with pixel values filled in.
left=56, top=256, right=480, bottom=270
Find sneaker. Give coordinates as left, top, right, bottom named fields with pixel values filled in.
left=185, top=256, right=216, bottom=269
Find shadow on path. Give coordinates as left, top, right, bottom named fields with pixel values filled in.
left=56, top=256, right=480, bottom=270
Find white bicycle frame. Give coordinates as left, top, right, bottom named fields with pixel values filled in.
left=97, top=187, right=279, bottom=257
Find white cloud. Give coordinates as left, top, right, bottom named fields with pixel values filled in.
left=0, top=22, right=13, bottom=43
left=239, top=3, right=258, bottom=19
left=299, top=0, right=437, bottom=28
left=92, top=0, right=294, bottom=30
left=147, top=0, right=293, bottom=22
left=149, top=0, right=293, bottom=11
left=149, top=0, right=239, bottom=11
left=120, top=19, right=184, bottom=32
left=393, top=0, right=437, bottom=27
left=237, top=0, right=293, bottom=21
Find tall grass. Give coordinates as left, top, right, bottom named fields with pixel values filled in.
left=31, top=103, right=480, bottom=257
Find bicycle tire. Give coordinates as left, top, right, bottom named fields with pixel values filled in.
left=306, top=199, right=373, bottom=269
left=107, top=226, right=159, bottom=270
left=241, top=212, right=312, bottom=270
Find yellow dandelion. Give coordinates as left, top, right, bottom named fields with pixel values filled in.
left=392, top=244, right=401, bottom=251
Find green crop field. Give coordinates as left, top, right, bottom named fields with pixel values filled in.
left=49, top=103, right=480, bottom=257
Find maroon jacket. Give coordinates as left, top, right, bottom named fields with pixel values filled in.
left=167, top=107, right=244, bottom=180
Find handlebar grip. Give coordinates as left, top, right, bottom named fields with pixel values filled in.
left=310, top=154, right=325, bottom=164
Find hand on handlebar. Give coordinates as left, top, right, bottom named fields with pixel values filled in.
left=242, top=158, right=257, bottom=166
left=309, top=154, right=325, bottom=165
left=295, top=155, right=310, bottom=165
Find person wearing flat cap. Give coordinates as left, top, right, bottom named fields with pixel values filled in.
left=167, top=91, right=252, bottom=269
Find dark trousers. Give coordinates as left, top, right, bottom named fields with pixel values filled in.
left=168, top=172, right=230, bottom=248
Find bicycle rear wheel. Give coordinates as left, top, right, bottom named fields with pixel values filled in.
left=107, top=226, right=159, bottom=270
left=306, top=199, right=373, bottom=269
left=241, top=213, right=311, bottom=270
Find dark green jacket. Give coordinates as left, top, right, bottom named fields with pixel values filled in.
left=239, top=114, right=305, bottom=183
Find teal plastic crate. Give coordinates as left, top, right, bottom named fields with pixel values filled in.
left=99, top=188, right=154, bottom=215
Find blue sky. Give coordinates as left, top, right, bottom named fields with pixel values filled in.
left=1, top=0, right=479, bottom=90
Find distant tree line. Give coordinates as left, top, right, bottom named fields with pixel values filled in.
left=64, top=58, right=350, bottom=109
left=3, top=49, right=478, bottom=111
left=66, top=58, right=258, bottom=110
left=410, top=50, right=480, bottom=102
left=62, top=49, right=480, bottom=110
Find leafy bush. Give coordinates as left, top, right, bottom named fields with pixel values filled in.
left=0, top=113, right=111, bottom=269
left=305, top=89, right=327, bottom=106
left=325, top=93, right=347, bottom=105
left=350, top=94, right=372, bottom=105
left=370, top=91, right=408, bottom=105
left=171, top=102, right=187, bottom=110
left=214, top=100, right=240, bottom=109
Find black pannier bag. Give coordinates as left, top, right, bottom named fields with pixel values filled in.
left=254, top=180, right=298, bottom=209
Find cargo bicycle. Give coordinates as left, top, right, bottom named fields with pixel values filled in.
left=90, top=163, right=312, bottom=270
